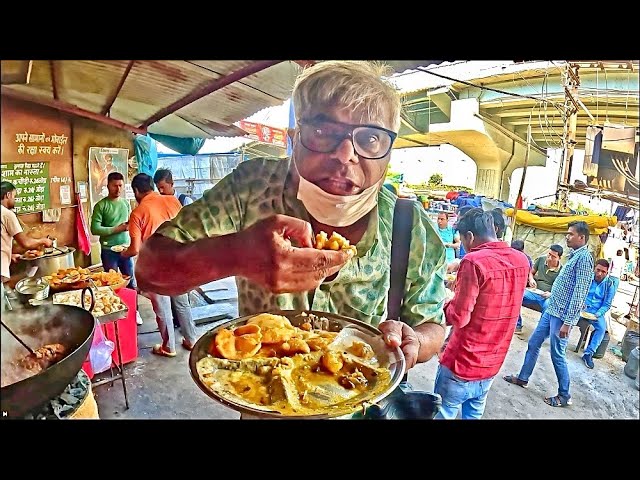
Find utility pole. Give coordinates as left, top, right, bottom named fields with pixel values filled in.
left=556, top=63, right=581, bottom=211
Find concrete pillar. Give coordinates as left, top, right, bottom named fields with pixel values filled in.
left=475, top=167, right=502, bottom=198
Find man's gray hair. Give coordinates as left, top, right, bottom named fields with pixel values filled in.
left=292, top=61, right=402, bottom=132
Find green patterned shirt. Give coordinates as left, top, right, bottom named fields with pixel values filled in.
left=156, top=158, right=446, bottom=328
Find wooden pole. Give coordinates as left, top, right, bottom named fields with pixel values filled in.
left=511, top=124, right=531, bottom=235
left=556, top=63, right=580, bottom=211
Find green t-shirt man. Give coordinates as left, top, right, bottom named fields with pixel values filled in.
left=90, top=197, right=131, bottom=248
left=532, top=255, right=562, bottom=292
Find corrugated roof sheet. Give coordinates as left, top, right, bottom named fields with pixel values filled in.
left=0, top=60, right=449, bottom=139
left=1, top=60, right=302, bottom=138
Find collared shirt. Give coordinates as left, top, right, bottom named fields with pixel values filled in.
left=156, top=157, right=447, bottom=328
left=546, top=245, right=594, bottom=326
left=583, top=275, right=617, bottom=319
left=174, top=190, right=194, bottom=206
left=1, top=205, right=23, bottom=279
left=441, top=241, right=530, bottom=381
left=608, top=256, right=625, bottom=279
left=437, top=226, right=458, bottom=263
left=130, top=192, right=182, bottom=243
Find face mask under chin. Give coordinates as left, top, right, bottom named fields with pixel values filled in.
left=293, top=157, right=383, bottom=227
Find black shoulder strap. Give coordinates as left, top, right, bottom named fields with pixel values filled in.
left=388, top=198, right=415, bottom=321
left=178, top=193, right=188, bottom=205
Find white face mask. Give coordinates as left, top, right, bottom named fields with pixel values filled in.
left=294, top=159, right=382, bottom=227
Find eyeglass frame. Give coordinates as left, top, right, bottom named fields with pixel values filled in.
left=297, top=118, right=398, bottom=160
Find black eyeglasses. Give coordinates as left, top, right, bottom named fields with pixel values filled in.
left=298, top=119, right=397, bottom=160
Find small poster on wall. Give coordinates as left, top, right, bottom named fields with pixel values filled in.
left=60, top=184, right=71, bottom=205
left=88, top=147, right=129, bottom=210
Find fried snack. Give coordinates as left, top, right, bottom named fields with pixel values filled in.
left=23, top=249, right=44, bottom=259
left=19, top=343, right=67, bottom=372
left=214, top=324, right=263, bottom=360
left=53, top=287, right=126, bottom=316
left=247, top=313, right=295, bottom=344
left=43, top=267, right=93, bottom=288
left=90, top=269, right=127, bottom=286
left=314, top=231, right=357, bottom=255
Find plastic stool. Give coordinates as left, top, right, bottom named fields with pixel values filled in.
left=575, top=317, right=594, bottom=353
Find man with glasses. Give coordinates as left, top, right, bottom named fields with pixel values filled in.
left=515, top=244, right=563, bottom=334
left=136, top=61, right=448, bottom=373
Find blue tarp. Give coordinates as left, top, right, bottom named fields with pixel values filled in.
left=133, top=134, right=158, bottom=177
left=451, top=192, right=513, bottom=211
left=149, top=133, right=206, bottom=156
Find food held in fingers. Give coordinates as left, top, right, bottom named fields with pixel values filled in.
left=314, top=231, right=357, bottom=255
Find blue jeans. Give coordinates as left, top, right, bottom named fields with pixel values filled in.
left=100, top=249, right=136, bottom=289
left=518, top=311, right=571, bottom=400
left=584, top=314, right=607, bottom=356
left=433, top=364, right=495, bottom=419
left=517, top=290, right=550, bottom=329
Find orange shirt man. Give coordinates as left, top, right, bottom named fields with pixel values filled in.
left=121, top=173, right=185, bottom=356
left=122, top=175, right=181, bottom=257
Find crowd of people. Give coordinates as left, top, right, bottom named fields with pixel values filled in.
left=1, top=60, right=632, bottom=419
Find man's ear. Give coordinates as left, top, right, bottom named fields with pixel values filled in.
left=287, top=128, right=295, bottom=142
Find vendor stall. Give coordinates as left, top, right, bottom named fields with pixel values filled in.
left=505, top=208, right=617, bottom=262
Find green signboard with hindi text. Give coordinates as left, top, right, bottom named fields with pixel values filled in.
left=0, top=161, right=50, bottom=214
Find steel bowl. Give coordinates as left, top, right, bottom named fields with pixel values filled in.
left=189, top=310, right=406, bottom=419
left=14, top=277, right=50, bottom=307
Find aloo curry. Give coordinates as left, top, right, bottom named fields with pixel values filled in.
left=196, top=313, right=394, bottom=416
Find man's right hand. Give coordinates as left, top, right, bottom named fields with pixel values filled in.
left=40, top=238, right=53, bottom=248
left=235, top=215, right=354, bottom=294
left=113, top=222, right=129, bottom=234
left=528, top=278, right=537, bottom=289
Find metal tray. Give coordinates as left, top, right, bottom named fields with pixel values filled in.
left=21, top=246, right=70, bottom=260
left=52, top=286, right=128, bottom=324
left=189, top=310, right=406, bottom=419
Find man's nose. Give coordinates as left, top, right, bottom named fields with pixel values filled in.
left=332, top=137, right=359, bottom=165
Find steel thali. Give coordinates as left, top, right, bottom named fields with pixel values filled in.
left=189, top=310, right=406, bottom=419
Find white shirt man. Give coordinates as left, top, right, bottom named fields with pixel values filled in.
left=1, top=204, right=23, bottom=281
left=608, top=251, right=625, bottom=280
left=1, top=181, right=52, bottom=282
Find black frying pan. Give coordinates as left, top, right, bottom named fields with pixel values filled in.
left=1, top=292, right=96, bottom=419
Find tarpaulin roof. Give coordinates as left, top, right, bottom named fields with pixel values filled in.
left=505, top=208, right=617, bottom=235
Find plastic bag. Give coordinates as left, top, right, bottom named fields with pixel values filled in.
left=89, top=322, right=115, bottom=374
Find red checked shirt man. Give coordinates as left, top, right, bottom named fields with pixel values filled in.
left=435, top=209, right=530, bottom=419
left=442, top=213, right=530, bottom=381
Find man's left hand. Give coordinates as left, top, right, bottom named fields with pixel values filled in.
left=378, top=320, right=420, bottom=371
left=559, top=323, right=571, bottom=338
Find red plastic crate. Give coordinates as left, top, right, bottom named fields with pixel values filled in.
left=82, top=287, right=139, bottom=379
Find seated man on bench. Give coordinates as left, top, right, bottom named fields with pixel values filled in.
left=579, top=259, right=618, bottom=369
left=515, top=244, right=563, bottom=334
